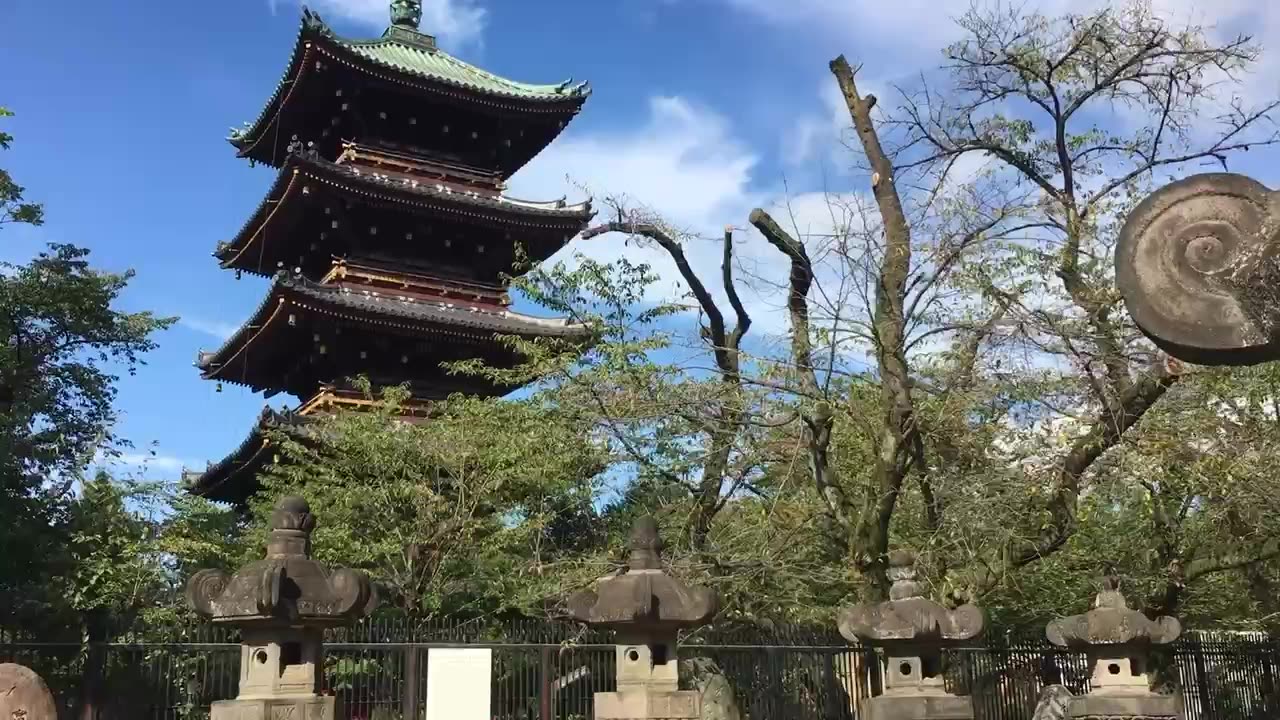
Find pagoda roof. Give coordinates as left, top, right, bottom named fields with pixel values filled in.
left=230, top=6, right=589, bottom=164
left=217, top=153, right=593, bottom=275
left=183, top=406, right=304, bottom=503
left=186, top=387, right=434, bottom=502
left=197, top=274, right=591, bottom=387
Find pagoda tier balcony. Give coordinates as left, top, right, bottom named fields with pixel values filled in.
left=215, top=152, right=593, bottom=280
left=183, top=385, right=435, bottom=504
left=228, top=4, right=588, bottom=176
left=196, top=273, right=591, bottom=401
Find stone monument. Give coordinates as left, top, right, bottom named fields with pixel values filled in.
left=1045, top=576, right=1182, bottom=720
left=567, top=516, right=719, bottom=720
left=0, top=663, right=58, bottom=720
left=1116, top=172, right=1280, bottom=366
left=837, top=550, right=985, bottom=720
left=186, top=495, right=377, bottom=720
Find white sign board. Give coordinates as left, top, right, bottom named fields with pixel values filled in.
left=425, top=647, right=492, bottom=720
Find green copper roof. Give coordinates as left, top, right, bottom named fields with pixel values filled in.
left=303, top=4, right=589, bottom=104
left=229, top=3, right=589, bottom=164
left=340, top=32, right=590, bottom=101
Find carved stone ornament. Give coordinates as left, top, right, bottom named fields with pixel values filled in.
left=838, top=550, right=985, bottom=646
left=389, top=0, right=422, bottom=28
left=1046, top=577, right=1183, bottom=719
left=839, top=551, right=984, bottom=719
left=566, top=516, right=718, bottom=632
left=187, top=495, right=377, bottom=627
left=1116, top=172, right=1280, bottom=366
left=566, top=516, right=717, bottom=719
left=1046, top=576, right=1180, bottom=650
left=188, top=496, right=377, bottom=720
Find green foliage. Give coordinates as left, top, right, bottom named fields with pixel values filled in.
left=0, top=244, right=176, bottom=479
left=65, top=473, right=166, bottom=619
left=0, top=108, right=44, bottom=228
left=253, top=381, right=606, bottom=617
left=9, top=4, right=1280, bottom=641
left=0, top=108, right=176, bottom=635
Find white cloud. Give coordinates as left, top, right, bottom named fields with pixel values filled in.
left=783, top=80, right=847, bottom=168
left=180, top=317, right=239, bottom=341
left=272, top=0, right=487, bottom=45
left=92, top=451, right=193, bottom=476
left=512, top=96, right=761, bottom=233
left=509, top=96, right=779, bottom=315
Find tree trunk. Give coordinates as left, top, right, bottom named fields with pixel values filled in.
left=831, top=55, right=920, bottom=600
left=75, top=609, right=109, bottom=720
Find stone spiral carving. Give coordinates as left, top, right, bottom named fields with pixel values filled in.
left=186, top=568, right=230, bottom=616
left=1116, top=172, right=1280, bottom=365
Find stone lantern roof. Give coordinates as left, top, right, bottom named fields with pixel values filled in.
left=1046, top=576, right=1181, bottom=650
left=187, top=496, right=377, bottom=627
left=838, top=550, right=984, bottom=646
left=566, top=516, right=718, bottom=632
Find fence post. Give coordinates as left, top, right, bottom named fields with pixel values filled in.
left=403, top=645, right=420, bottom=720
left=539, top=646, right=553, bottom=720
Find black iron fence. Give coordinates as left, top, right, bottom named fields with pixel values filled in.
left=2, top=618, right=1278, bottom=720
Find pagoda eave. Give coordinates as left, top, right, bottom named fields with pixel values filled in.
left=230, top=8, right=588, bottom=171
left=185, top=406, right=303, bottom=502
left=196, top=276, right=591, bottom=391
left=215, top=155, right=592, bottom=276
left=189, top=386, right=437, bottom=503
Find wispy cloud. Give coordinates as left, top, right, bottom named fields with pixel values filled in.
left=509, top=95, right=799, bottom=331
left=179, top=317, right=239, bottom=341
left=92, top=450, right=193, bottom=476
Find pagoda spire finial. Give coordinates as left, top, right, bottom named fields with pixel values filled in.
left=390, top=0, right=422, bottom=29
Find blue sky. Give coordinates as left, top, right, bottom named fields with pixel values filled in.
left=2, top=0, right=1278, bottom=481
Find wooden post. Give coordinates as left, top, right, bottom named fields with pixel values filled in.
left=539, top=646, right=553, bottom=720
left=402, top=645, right=420, bottom=720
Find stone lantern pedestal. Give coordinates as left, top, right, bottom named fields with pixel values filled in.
left=1046, top=576, right=1182, bottom=720
left=186, top=496, right=377, bottom=720
left=839, top=551, right=985, bottom=720
left=568, top=517, right=718, bottom=720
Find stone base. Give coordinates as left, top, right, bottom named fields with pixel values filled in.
left=0, top=663, right=59, bottom=720
left=594, top=689, right=702, bottom=719
left=1071, top=692, right=1181, bottom=719
left=210, top=695, right=336, bottom=720
left=860, top=693, right=974, bottom=720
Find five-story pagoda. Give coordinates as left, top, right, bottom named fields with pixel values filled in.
left=189, top=0, right=594, bottom=505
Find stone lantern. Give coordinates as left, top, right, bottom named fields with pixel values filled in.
left=186, top=496, right=377, bottom=720
left=838, top=550, right=985, bottom=720
left=567, top=516, right=718, bottom=720
left=1045, top=576, right=1182, bottom=719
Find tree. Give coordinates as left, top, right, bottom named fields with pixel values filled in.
left=0, top=107, right=176, bottom=629
left=254, top=383, right=606, bottom=617
left=0, top=108, right=44, bottom=228
left=468, top=246, right=778, bottom=558
left=560, top=2, right=1280, bottom=615
left=740, top=0, right=1280, bottom=603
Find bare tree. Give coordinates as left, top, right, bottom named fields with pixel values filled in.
left=759, top=1, right=1280, bottom=599
left=581, top=201, right=758, bottom=555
